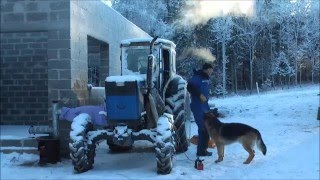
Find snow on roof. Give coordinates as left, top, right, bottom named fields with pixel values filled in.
left=105, top=75, right=146, bottom=83
left=121, top=38, right=176, bottom=48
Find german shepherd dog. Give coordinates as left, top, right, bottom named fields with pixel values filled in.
left=204, top=112, right=267, bottom=164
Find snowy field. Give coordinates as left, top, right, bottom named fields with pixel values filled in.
left=1, top=84, right=319, bottom=180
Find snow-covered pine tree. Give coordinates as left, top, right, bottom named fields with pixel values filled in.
left=272, top=51, right=294, bottom=88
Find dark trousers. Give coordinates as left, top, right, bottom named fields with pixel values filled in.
left=191, top=102, right=210, bottom=154
left=192, top=110, right=209, bottom=154
left=197, top=126, right=209, bottom=154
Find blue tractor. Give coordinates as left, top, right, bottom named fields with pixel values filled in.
left=69, top=37, right=189, bottom=174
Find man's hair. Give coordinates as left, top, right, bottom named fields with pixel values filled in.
left=202, top=63, right=213, bottom=70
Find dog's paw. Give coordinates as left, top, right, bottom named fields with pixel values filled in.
left=243, top=160, right=251, bottom=164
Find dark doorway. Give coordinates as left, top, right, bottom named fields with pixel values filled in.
left=87, top=36, right=109, bottom=87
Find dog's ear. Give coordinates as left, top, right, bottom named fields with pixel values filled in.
left=205, top=111, right=217, bottom=120
left=204, top=111, right=214, bottom=120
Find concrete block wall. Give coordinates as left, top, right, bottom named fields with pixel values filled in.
left=1, top=0, right=70, bottom=31
left=0, top=0, right=71, bottom=125
left=0, top=32, right=48, bottom=125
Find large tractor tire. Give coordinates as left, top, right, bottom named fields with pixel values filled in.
left=69, top=113, right=96, bottom=173
left=155, top=114, right=174, bottom=174
left=165, top=80, right=189, bottom=153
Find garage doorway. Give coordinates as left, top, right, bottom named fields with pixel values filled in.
left=87, top=36, right=109, bottom=87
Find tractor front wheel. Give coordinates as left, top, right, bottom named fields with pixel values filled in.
left=155, top=114, right=174, bottom=174
left=69, top=113, right=96, bottom=173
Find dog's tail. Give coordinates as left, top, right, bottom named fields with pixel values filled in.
left=255, top=130, right=267, bottom=155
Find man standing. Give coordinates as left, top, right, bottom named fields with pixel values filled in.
left=187, top=62, right=214, bottom=156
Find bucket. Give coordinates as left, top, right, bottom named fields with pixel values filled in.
left=36, top=136, right=60, bottom=165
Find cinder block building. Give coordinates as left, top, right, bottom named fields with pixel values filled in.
left=0, top=0, right=150, bottom=156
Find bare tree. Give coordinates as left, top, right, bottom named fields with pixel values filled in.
left=209, top=17, right=233, bottom=95
left=304, top=0, right=320, bottom=84
left=282, top=0, right=311, bottom=86
left=234, top=17, right=263, bottom=94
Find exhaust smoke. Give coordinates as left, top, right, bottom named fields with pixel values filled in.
left=175, top=0, right=254, bottom=27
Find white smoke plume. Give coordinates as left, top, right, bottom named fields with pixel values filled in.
left=178, top=47, right=216, bottom=62
left=176, top=0, right=254, bottom=27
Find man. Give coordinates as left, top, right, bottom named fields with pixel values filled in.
left=187, top=62, right=214, bottom=156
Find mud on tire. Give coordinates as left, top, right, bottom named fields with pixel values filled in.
left=69, top=113, right=96, bottom=173
left=165, top=81, right=189, bottom=153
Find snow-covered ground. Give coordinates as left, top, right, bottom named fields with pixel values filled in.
left=1, top=84, right=319, bottom=179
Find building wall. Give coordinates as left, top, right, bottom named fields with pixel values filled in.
left=1, top=0, right=150, bottom=125
left=0, top=32, right=48, bottom=125
left=0, top=0, right=70, bottom=125
left=1, top=0, right=70, bottom=31
left=1, top=0, right=150, bottom=157
left=67, top=0, right=150, bottom=107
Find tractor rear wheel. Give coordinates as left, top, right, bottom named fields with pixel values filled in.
left=165, top=82, right=188, bottom=153
left=69, top=113, right=96, bottom=173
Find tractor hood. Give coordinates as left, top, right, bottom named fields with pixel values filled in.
left=105, top=75, right=145, bottom=123
left=105, top=75, right=146, bottom=88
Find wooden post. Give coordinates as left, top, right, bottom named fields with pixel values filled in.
left=256, top=82, right=260, bottom=96
left=317, top=94, right=320, bottom=120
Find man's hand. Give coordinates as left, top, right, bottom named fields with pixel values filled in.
left=200, top=94, right=207, bottom=102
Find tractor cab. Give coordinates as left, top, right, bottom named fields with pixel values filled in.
left=120, top=38, right=177, bottom=94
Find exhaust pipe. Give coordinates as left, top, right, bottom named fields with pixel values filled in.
left=29, top=100, right=60, bottom=138
left=146, top=36, right=158, bottom=93
left=51, top=100, right=59, bottom=138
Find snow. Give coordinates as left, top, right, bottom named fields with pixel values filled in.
left=1, top=84, right=319, bottom=179
left=121, top=38, right=176, bottom=48
left=87, top=130, right=111, bottom=145
left=132, top=129, right=156, bottom=142
left=0, top=125, right=47, bottom=140
left=98, top=111, right=107, bottom=116
left=105, top=75, right=145, bottom=83
left=156, top=113, right=174, bottom=144
left=1, top=147, right=37, bottom=150
left=114, top=125, right=132, bottom=139
left=69, top=113, right=92, bottom=142
left=92, top=87, right=105, bottom=90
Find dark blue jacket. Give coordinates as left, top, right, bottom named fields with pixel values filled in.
left=187, top=70, right=210, bottom=129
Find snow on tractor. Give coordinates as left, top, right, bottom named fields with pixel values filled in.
left=69, top=37, right=190, bottom=174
